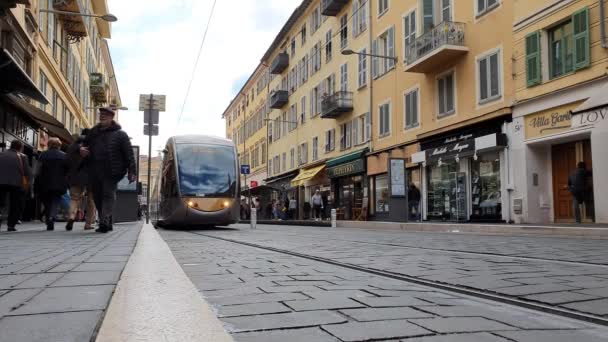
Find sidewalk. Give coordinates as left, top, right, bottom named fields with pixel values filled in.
left=0, top=221, right=142, bottom=342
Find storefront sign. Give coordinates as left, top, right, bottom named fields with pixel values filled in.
left=250, top=181, right=259, bottom=188
left=525, top=102, right=582, bottom=140
left=425, top=139, right=475, bottom=164
left=327, top=159, right=365, bottom=178
left=389, top=159, right=406, bottom=197
left=571, top=106, right=608, bottom=128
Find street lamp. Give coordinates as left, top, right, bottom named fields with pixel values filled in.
left=341, top=49, right=398, bottom=62
left=87, top=106, right=129, bottom=111
left=39, top=9, right=118, bottom=22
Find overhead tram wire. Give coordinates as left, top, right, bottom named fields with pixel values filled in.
left=175, top=0, right=218, bottom=132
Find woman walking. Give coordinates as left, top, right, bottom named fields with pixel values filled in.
left=35, top=138, right=68, bottom=231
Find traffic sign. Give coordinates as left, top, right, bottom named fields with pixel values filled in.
left=143, top=124, right=159, bottom=136
left=139, top=94, right=166, bottom=112
left=144, top=110, right=159, bottom=124
left=240, top=165, right=251, bottom=175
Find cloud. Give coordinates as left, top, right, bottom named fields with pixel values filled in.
left=106, top=0, right=301, bottom=155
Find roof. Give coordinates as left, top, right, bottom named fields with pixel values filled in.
left=221, top=63, right=267, bottom=118
left=261, top=0, right=313, bottom=62
left=169, top=134, right=235, bottom=146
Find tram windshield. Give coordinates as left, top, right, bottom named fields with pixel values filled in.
left=176, top=144, right=237, bottom=198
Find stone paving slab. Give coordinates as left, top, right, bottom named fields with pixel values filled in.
left=0, top=310, right=103, bottom=342
left=406, top=332, right=510, bottom=342
left=322, top=319, right=432, bottom=341
left=222, top=311, right=347, bottom=332
left=233, top=327, right=339, bottom=342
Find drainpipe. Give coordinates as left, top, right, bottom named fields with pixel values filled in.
left=368, top=0, right=374, bottom=153
left=601, top=0, right=608, bottom=48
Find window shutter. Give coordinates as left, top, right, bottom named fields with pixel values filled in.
left=388, top=26, right=395, bottom=69
left=372, top=40, right=379, bottom=78
left=405, top=93, right=412, bottom=127
left=525, top=31, right=541, bottom=87
left=310, top=89, right=314, bottom=117
left=573, top=7, right=590, bottom=70
left=422, top=0, right=434, bottom=32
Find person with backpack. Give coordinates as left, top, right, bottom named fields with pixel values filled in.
left=35, top=138, right=68, bottom=231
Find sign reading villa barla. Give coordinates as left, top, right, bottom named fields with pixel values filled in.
left=524, top=101, right=583, bottom=140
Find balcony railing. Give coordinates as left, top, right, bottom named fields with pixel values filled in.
left=53, top=0, right=88, bottom=42
left=404, top=21, right=468, bottom=73
left=321, top=0, right=349, bottom=16
left=90, top=72, right=108, bottom=105
left=321, top=91, right=353, bottom=119
left=270, top=52, right=289, bottom=74
left=269, top=90, right=288, bottom=109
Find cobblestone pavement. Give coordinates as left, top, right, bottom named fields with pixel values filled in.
left=0, top=221, right=142, bottom=342
left=195, top=224, right=608, bottom=319
left=160, top=228, right=608, bottom=342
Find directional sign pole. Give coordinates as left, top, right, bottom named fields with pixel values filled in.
left=146, top=93, right=153, bottom=224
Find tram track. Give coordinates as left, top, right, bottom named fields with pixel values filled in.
left=189, top=231, right=608, bottom=328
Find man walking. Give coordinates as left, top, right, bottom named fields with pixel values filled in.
left=35, top=138, right=68, bottom=231
left=311, top=189, right=323, bottom=221
left=289, top=196, right=297, bottom=220
left=66, top=129, right=96, bottom=230
left=81, top=107, right=136, bottom=233
left=568, top=162, right=592, bottom=224
left=0, top=140, right=32, bottom=232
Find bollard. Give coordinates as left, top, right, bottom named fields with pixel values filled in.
left=331, top=209, right=336, bottom=228
left=250, top=208, right=257, bottom=229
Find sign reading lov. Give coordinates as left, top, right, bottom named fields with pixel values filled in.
left=571, top=106, right=608, bottom=128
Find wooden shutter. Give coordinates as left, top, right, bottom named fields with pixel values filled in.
left=388, top=26, right=395, bottom=69
left=525, top=31, right=541, bottom=87
left=372, top=40, right=379, bottom=78
left=573, top=7, right=590, bottom=70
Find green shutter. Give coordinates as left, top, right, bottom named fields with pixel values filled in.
left=525, top=31, right=541, bottom=87
left=573, top=7, right=590, bottom=70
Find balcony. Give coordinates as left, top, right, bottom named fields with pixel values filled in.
left=321, top=0, right=349, bottom=16
left=53, top=0, right=87, bottom=42
left=90, top=73, right=108, bottom=105
left=404, top=21, right=468, bottom=73
left=321, top=91, right=353, bottom=119
left=270, top=52, right=289, bottom=75
left=269, top=90, right=288, bottom=109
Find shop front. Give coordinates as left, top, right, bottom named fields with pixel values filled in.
left=326, top=149, right=368, bottom=221
left=291, top=163, right=329, bottom=220
left=412, top=118, right=509, bottom=222
left=367, top=144, right=421, bottom=222
left=510, top=79, right=608, bottom=224
left=264, top=170, right=298, bottom=219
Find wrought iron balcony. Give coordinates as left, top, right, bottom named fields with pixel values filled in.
left=269, top=90, right=288, bottom=109
left=404, top=21, right=468, bottom=73
left=321, top=0, right=349, bottom=16
left=270, top=52, right=289, bottom=74
left=321, top=91, right=353, bottom=119
left=90, top=72, right=108, bottom=105
left=53, top=0, right=88, bottom=42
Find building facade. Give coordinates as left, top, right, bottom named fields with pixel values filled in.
left=224, top=0, right=607, bottom=224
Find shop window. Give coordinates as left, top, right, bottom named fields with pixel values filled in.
left=375, top=174, right=389, bottom=213
left=471, top=152, right=501, bottom=220
left=427, top=161, right=467, bottom=221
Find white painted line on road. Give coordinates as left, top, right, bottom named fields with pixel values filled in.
left=96, top=224, right=233, bottom=342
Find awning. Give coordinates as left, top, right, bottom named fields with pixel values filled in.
left=0, top=49, right=49, bottom=104
left=3, top=94, right=74, bottom=144
left=326, top=148, right=368, bottom=168
left=291, top=165, right=325, bottom=187
left=571, top=82, right=608, bottom=115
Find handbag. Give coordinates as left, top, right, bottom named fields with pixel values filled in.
left=16, top=153, right=29, bottom=190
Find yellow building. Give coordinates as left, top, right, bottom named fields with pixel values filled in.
left=510, top=0, right=608, bottom=224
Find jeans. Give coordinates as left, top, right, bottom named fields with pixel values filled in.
left=574, top=196, right=584, bottom=223
left=42, top=192, right=63, bottom=223
left=90, top=177, right=118, bottom=228
left=313, top=204, right=322, bottom=219
left=408, top=200, right=420, bottom=221
left=69, top=185, right=96, bottom=227
left=0, top=185, right=25, bottom=228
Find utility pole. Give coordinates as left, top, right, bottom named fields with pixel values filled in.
left=147, top=94, right=153, bottom=224
left=139, top=93, right=165, bottom=224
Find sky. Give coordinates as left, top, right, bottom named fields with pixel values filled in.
left=106, top=0, right=301, bottom=156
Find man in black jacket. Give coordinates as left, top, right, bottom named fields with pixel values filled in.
left=0, top=140, right=32, bottom=231
left=568, top=162, right=593, bottom=224
left=80, top=108, right=136, bottom=233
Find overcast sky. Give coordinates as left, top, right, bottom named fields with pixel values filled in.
left=106, top=0, right=301, bottom=155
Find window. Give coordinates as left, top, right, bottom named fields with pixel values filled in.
left=478, top=50, right=501, bottom=103
left=364, top=112, right=371, bottom=142
left=312, top=137, right=319, bottom=161
left=290, top=147, right=295, bottom=168
left=525, top=31, right=541, bottom=86
left=404, top=89, right=419, bottom=129
left=301, top=96, right=307, bottom=124
left=340, top=121, right=352, bottom=150
left=353, top=113, right=371, bottom=144
left=282, top=112, right=288, bottom=135
left=62, top=104, right=67, bottom=125
left=353, top=0, right=368, bottom=37
left=282, top=152, right=287, bottom=172
left=268, top=159, right=272, bottom=176
left=301, top=24, right=307, bottom=45
left=379, top=102, right=391, bottom=137
left=261, top=142, right=266, bottom=161
left=403, top=11, right=416, bottom=62
left=268, top=122, right=273, bottom=143
left=51, top=89, right=58, bottom=118
left=325, top=30, right=333, bottom=63
left=353, top=116, right=360, bottom=145
left=340, top=15, right=348, bottom=49
left=437, top=72, right=455, bottom=117
left=38, top=70, right=47, bottom=111
left=325, top=129, right=336, bottom=152
left=372, top=27, right=396, bottom=78
left=274, top=155, right=280, bottom=174
left=375, top=174, right=389, bottom=212
left=291, top=37, right=296, bottom=57
left=422, top=0, right=451, bottom=32
left=340, top=63, right=348, bottom=91
left=311, top=41, right=322, bottom=75
left=549, top=21, right=574, bottom=79
left=310, top=6, right=321, bottom=34
left=298, top=142, right=308, bottom=165
left=358, top=49, right=368, bottom=88
left=378, top=0, right=389, bottom=16
left=477, top=0, right=499, bottom=16
left=310, top=85, right=320, bottom=117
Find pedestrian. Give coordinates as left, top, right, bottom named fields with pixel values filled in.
left=35, top=138, right=68, bottom=231
left=65, top=129, right=96, bottom=231
left=265, top=200, right=273, bottom=220
left=289, top=196, right=297, bottom=220
left=568, top=161, right=593, bottom=223
left=311, top=189, right=323, bottom=221
left=408, top=183, right=421, bottom=221
left=81, top=107, right=136, bottom=233
left=0, top=140, right=32, bottom=232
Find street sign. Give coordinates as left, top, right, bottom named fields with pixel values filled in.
left=144, top=110, right=159, bottom=124
left=143, top=124, right=159, bottom=136
left=139, top=94, right=166, bottom=112
left=250, top=181, right=258, bottom=188
left=240, top=165, right=250, bottom=175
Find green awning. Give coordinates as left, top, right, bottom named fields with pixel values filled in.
left=326, top=148, right=368, bottom=168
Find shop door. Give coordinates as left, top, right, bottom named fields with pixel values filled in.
left=552, top=143, right=577, bottom=221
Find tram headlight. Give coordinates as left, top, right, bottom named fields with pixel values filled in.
left=187, top=201, right=195, bottom=207
left=223, top=200, right=230, bottom=208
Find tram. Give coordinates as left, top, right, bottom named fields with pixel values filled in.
left=151, top=135, right=240, bottom=228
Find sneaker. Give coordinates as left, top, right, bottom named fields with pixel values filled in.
left=7, top=227, right=17, bottom=232
left=65, top=220, right=74, bottom=231
left=46, top=220, right=55, bottom=231
left=95, top=227, right=109, bottom=233
left=84, top=225, right=94, bottom=230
